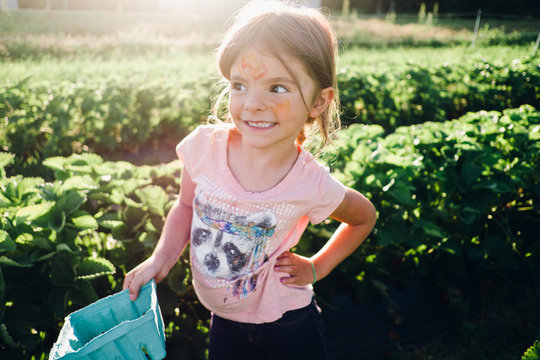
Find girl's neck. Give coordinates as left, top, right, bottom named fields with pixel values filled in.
left=227, top=131, right=300, bottom=193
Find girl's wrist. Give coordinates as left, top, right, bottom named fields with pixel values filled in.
left=309, top=258, right=317, bottom=284
left=310, top=256, right=331, bottom=284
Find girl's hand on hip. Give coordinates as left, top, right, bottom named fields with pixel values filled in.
left=274, top=251, right=316, bottom=286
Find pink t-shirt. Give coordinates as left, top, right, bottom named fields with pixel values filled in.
left=176, top=124, right=346, bottom=323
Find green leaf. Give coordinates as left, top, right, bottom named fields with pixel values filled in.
left=55, top=191, right=86, bottom=216
left=0, top=231, right=16, bottom=252
left=69, top=279, right=98, bottom=305
left=136, top=185, right=168, bottom=217
left=70, top=153, right=104, bottom=166
left=529, top=125, right=540, bottom=141
left=387, top=182, right=417, bottom=207
left=112, top=223, right=131, bottom=241
left=168, top=262, right=188, bottom=295
left=415, top=220, right=446, bottom=239
left=461, top=162, right=482, bottom=185
left=0, top=323, right=22, bottom=348
left=435, top=238, right=463, bottom=256
left=48, top=211, right=66, bottom=233
left=43, top=156, right=67, bottom=173
left=48, top=286, right=70, bottom=318
left=50, top=251, right=76, bottom=287
left=32, top=236, right=53, bottom=251
left=60, top=176, right=98, bottom=192
left=0, top=153, right=15, bottom=169
left=98, top=219, right=124, bottom=229
left=14, top=202, right=54, bottom=226
left=70, top=211, right=98, bottom=230
left=0, top=256, right=32, bottom=267
left=15, top=233, right=33, bottom=245
left=16, top=177, right=43, bottom=197
left=0, top=191, right=13, bottom=207
left=56, top=243, right=74, bottom=253
left=523, top=341, right=540, bottom=360
left=76, top=257, right=116, bottom=279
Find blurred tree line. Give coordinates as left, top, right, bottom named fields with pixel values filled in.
left=16, top=0, right=540, bottom=16
left=322, top=0, right=539, bottom=16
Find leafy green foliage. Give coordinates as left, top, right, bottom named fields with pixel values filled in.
left=2, top=57, right=539, bottom=179
left=1, top=75, right=212, bottom=176
left=523, top=341, right=540, bottom=360
left=310, top=105, right=540, bottom=309
left=0, top=153, right=209, bottom=359
left=1, top=104, right=538, bottom=359
left=339, top=58, right=540, bottom=133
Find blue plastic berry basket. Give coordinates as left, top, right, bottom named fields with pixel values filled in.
left=49, top=280, right=166, bottom=360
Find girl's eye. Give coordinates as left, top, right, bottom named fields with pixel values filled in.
left=231, top=82, right=246, bottom=91
left=271, top=85, right=288, bottom=94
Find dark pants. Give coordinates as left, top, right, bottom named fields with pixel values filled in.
left=208, top=298, right=329, bottom=360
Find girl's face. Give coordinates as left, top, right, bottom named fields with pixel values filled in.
left=228, top=47, right=320, bottom=152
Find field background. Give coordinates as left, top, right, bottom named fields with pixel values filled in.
left=1, top=2, right=540, bottom=360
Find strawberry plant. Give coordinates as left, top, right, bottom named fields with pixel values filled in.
left=2, top=58, right=538, bottom=178
left=523, top=341, right=540, bottom=360
left=0, top=153, right=115, bottom=358
left=310, top=105, right=540, bottom=312
left=1, top=75, right=212, bottom=177
left=338, top=57, right=540, bottom=133
left=0, top=153, right=209, bottom=360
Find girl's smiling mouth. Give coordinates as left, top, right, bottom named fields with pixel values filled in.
left=246, top=121, right=276, bottom=128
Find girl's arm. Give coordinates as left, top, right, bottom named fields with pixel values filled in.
left=275, top=187, right=377, bottom=285
left=123, top=169, right=195, bottom=300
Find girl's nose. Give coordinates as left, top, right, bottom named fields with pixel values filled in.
left=243, top=91, right=268, bottom=112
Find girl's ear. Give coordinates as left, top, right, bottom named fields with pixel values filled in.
left=309, top=87, right=334, bottom=119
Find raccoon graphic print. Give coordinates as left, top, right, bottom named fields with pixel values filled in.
left=191, top=192, right=277, bottom=300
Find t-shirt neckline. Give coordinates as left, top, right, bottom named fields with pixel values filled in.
left=218, top=127, right=307, bottom=198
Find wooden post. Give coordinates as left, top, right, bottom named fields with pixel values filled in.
left=533, top=30, right=540, bottom=56
left=471, top=9, right=482, bottom=48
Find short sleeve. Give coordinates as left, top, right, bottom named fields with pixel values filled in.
left=176, top=125, right=205, bottom=172
left=307, top=171, right=347, bottom=224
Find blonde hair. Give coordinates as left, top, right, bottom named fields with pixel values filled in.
left=212, top=1, right=340, bottom=148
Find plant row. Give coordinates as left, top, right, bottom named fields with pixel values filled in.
left=1, top=75, right=213, bottom=176
left=0, top=153, right=209, bottom=360
left=338, top=57, right=540, bottom=131
left=2, top=105, right=537, bottom=358
left=306, top=105, right=540, bottom=314
left=3, top=57, right=539, bottom=177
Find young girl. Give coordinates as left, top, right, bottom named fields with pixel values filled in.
left=123, top=2, right=376, bottom=359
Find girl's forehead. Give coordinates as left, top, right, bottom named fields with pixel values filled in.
left=232, top=48, right=309, bottom=80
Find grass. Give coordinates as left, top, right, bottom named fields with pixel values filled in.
left=0, top=51, right=217, bottom=84
left=339, top=44, right=538, bottom=70
left=1, top=9, right=538, bottom=62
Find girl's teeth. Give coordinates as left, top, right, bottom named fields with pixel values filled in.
left=248, top=122, right=273, bottom=128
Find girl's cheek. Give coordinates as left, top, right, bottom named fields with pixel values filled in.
left=229, top=97, right=241, bottom=119
left=271, top=99, right=291, bottom=119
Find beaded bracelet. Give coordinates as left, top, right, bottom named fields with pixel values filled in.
left=309, top=258, right=317, bottom=285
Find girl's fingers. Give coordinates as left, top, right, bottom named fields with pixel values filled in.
left=280, top=275, right=298, bottom=285
left=274, top=251, right=313, bottom=286
left=274, top=264, right=296, bottom=274
left=128, top=276, right=147, bottom=301
left=122, top=272, right=132, bottom=290
left=276, top=251, right=292, bottom=261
